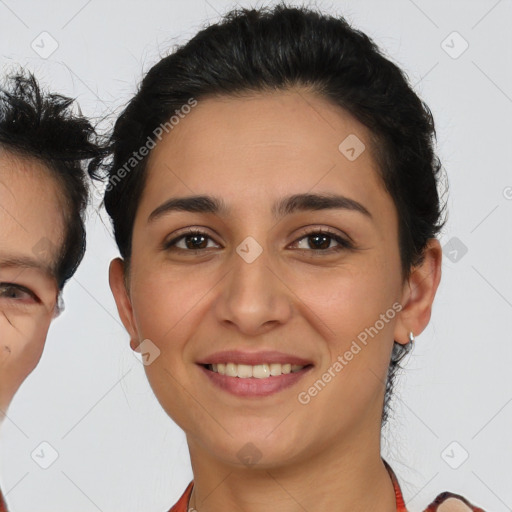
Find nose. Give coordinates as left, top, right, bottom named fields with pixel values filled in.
left=213, top=241, right=293, bottom=336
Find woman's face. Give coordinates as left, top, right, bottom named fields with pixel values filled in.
left=110, top=89, right=441, bottom=467
left=0, top=153, right=62, bottom=416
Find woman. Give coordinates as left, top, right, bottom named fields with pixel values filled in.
left=104, top=4, right=486, bottom=511
left=0, top=72, right=102, bottom=511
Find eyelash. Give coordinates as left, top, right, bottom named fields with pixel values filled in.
left=0, top=283, right=39, bottom=302
left=163, top=228, right=354, bottom=255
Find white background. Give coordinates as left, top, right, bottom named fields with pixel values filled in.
left=0, top=0, right=511, bottom=511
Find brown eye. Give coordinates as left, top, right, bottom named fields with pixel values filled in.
left=163, top=227, right=354, bottom=255
left=293, top=229, right=353, bottom=253
left=164, top=229, right=219, bottom=252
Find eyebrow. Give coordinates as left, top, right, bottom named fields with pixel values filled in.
left=148, top=193, right=373, bottom=223
left=0, top=254, right=56, bottom=279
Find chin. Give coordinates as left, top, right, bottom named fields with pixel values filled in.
left=198, top=427, right=307, bottom=469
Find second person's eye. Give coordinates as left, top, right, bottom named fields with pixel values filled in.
left=0, top=283, right=38, bottom=303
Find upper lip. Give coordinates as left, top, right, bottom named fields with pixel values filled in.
left=197, top=350, right=313, bottom=366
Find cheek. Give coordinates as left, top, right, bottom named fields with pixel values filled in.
left=0, top=312, right=51, bottom=383
left=130, top=268, right=211, bottom=346
left=293, top=258, right=397, bottom=338
left=292, top=261, right=398, bottom=403
left=129, top=272, right=203, bottom=423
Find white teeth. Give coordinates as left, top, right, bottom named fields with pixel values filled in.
left=208, top=362, right=305, bottom=378
left=269, top=363, right=282, bottom=376
left=237, top=364, right=253, bottom=378
left=226, top=363, right=237, bottom=377
left=252, top=364, right=270, bottom=379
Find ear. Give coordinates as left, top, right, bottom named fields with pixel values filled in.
left=109, top=258, right=140, bottom=352
left=52, top=292, right=65, bottom=319
left=393, top=238, right=442, bottom=345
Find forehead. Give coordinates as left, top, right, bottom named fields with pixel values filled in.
left=0, top=151, right=64, bottom=279
left=142, top=89, right=395, bottom=225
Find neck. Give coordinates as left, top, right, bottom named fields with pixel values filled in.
left=186, top=430, right=397, bottom=512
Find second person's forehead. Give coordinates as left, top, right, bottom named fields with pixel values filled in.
left=0, top=155, right=63, bottom=249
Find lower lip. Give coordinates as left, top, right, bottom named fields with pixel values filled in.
left=197, top=364, right=313, bottom=397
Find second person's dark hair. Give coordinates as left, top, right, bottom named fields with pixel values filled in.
left=0, top=71, right=104, bottom=289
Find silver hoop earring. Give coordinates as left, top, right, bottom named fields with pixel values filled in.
left=408, top=331, right=415, bottom=344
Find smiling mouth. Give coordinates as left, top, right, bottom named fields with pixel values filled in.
left=201, top=362, right=313, bottom=378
